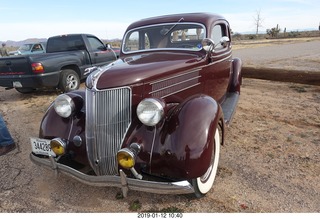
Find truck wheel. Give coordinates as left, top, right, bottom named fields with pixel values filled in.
left=59, top=69, right=80, bottom=93
left=191, top=127, right=221, bottom=198
left=15, top=88, right=35, bottom=94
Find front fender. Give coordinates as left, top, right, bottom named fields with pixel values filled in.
left=155, top=94, right=223, bottom=179
left=39, top=90, right=88, bottom=164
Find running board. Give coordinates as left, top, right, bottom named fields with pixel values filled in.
left=221, top=92, right=240, bottom=126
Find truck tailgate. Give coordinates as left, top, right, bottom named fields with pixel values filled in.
left=0, top=56, right=31, bottom=76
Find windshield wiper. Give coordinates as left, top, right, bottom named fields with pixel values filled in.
left=162, top=17, right=184, bottom=35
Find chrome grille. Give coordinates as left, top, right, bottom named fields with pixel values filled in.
left=85, top=87, right=131, bottom=176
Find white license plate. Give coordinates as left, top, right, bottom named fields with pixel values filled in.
left=13, top=81, right=22, bottom=88
left=30, top=137, right=56, bottom=157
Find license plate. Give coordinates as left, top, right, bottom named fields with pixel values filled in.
left=13, top=81, right=22, bottom=88
left=30, top=137, right=56, bottom=157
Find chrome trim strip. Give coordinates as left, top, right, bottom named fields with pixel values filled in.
left=149, top=67, right=202, bottom=85
left=30, top=154, right=194, bottom=195
left=210, top=53, right=232, bottom=65
left=150, top=76, right=201, bottom=94
left=149, top=68, right=202, bottom=98
left=158, top=83, right=201, bottom=99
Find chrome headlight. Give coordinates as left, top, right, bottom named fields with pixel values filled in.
left=54, top=94, right=75, bottom=118
left=137, top=98, right=164, bottom=126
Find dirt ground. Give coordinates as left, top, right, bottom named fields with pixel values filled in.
left=0, top=38, right=319, bottom=213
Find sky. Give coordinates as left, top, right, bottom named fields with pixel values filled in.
left=0, top=0, right=319, bottom=41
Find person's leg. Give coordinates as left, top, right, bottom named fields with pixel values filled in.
left=0, top=114, right=15, bottom=155
left=0, top=114, right=14, bottom=146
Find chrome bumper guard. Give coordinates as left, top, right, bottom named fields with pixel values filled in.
left=30, top=154, right=194, bottom=197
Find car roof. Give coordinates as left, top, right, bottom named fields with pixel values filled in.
left=48, top=33, right=96, bottom=39
left=126, top=12, right=226, bottom=30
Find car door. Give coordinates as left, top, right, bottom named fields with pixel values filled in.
left=203, top=22, right=232, bottom=102
left=86, top=36, right=116, bottom=66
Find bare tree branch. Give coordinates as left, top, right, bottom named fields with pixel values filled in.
left=253, top=9, right=264, bottom=36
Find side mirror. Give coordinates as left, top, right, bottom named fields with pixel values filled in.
left=219, top=36, right=230, bottom=48
left=201, top=38, right=215, bottom=52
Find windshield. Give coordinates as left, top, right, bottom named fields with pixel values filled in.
left=122, top=22, right=206, bottom=54
left=18, top=44, right=33, bottom=52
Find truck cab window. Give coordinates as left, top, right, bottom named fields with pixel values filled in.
left=32, top=44, right=42, bottom=51
left=87, top=36, right=105, bottom=51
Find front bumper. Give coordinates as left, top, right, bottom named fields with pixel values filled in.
left=30, top=153, right=194, bottom=197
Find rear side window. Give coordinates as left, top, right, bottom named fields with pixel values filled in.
left=46, top=35, right=85, bottom=52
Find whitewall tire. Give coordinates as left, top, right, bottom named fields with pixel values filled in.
left=191, top=127, right=221, bottom=198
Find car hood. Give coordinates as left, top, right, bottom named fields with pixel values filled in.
left=95, top=51, right=206, bottom=89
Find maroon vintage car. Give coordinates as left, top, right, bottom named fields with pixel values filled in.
left=30, top=12, right=242, bottom=198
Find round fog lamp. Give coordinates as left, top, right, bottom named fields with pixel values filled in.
left=50, top=138, right=66, bottom=156
left=117, top=149, right=135, bottom=169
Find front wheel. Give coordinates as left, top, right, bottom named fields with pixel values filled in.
left=59, top=69, right=80, bottom=93
left=191, top=127, right=221, bottom=198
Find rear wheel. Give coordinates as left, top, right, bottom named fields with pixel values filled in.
left=191, top=127, right=221, bottom=198
left=59, top=69, right=80, bottom=93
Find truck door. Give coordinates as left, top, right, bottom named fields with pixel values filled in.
left=86, top=36, right=116, bottom=66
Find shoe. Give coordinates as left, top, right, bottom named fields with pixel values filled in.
left=0, top=143, right=16, bottom=156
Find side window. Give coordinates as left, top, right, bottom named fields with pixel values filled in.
left=32, top=44, right=43, bottom=51
left=125, top=31, right=139, bottom=52
left=211, top=24, right=227, bottom=50
left=87, top=36, right=105, bottom=51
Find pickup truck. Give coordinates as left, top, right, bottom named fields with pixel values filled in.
left=0, top=34, right=117, bottom=93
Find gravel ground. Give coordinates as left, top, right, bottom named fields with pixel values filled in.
left=0, top=38, right=319, bottom=213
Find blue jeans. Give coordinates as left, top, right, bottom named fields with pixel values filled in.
left=0, top=113, right=14, bottom=147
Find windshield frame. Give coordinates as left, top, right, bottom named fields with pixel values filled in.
left=122, top=22, right=206, bottom=55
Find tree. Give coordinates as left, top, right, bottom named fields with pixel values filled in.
left=266, top=24, right=281, bottom=38
left=253, top=9, right=264, bottom=36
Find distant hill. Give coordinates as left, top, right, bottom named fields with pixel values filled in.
left=1, top=38, right=48, bottom=48
left=1, top=37, right=122, bottom=48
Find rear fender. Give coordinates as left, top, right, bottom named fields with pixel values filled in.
left=228, top=57, right=242, bottom=93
